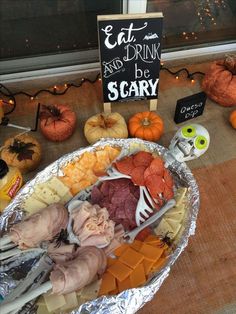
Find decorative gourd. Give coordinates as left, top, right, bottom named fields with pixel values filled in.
left=40, top=104, right=77, bottom=141
left=84, top=112, right=128, bottom=144
left=1, top=134, right=41, bottom=174
left=128, top=111, right=164, bottom=142
left=229, top=110, right=236, bottom=129
left=202, top=55, right=236, bottom=107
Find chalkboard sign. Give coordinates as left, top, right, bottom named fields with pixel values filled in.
left=174, top=92, right=207, bottom=124
left=97, top=13, right=163, bottom=107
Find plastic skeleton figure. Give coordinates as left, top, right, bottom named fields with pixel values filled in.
left=169, top=124, right=210, bottom=162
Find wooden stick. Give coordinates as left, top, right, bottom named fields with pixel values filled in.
left=103, top=102, right=111, bottom=113
left=1, top=281, right=52, bottom=314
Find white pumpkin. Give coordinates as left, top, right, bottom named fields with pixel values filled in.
left=84, top=112, right=128, bottom=144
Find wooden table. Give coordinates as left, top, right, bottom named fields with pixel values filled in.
left=1, top=61, right=236, bottom=313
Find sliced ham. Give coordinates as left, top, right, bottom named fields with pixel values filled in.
left=69, top=201, right=115, bottom=248
left=9, top=203, right=68, bottom=249
left=47, top=243, right=76, bottom=264
left=50, top=246, right=106, bottom=294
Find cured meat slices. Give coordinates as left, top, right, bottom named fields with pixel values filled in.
left=50, top=246, right=106, bottom=294
left=113, top=151, right=174, bottom=206
left=69, top=201, right=115, bottom=248
left=91, top=179, right=139, bottom=230
left=9, top=203, right=68, bottom=249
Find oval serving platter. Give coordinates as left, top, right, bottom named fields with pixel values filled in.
left=0, top=138, right=199, bottom=314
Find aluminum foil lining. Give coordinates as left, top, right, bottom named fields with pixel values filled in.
left=0, top=138, right=200, bottom=314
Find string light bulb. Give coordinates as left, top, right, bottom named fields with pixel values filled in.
left=175, top=75, right=179, bottom=80
left=31, top=96, right=34, bottom=100
left=64, top=83, right=68, bottom=88
left=191, top=78, right=195, bottom=83
left=9, top=99, right=14, bottom=104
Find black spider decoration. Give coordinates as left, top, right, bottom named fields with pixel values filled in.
left=51, top=229, right=69, bottom=248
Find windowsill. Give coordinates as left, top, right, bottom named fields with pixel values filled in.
left=1, top=42, right=236, bottom=92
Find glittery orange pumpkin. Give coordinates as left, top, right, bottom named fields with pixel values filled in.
left=40, top=104, right=77, bottom=141
left=202, top=55, right=236, bottom=107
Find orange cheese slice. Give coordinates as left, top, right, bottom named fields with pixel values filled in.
left=114, top=243, right=129, bottom=257
left=98, top=272, right=116, bottom=296
left=130, top=240, right=143, bottom=251
left=109, top=287, right=119, bottom=295
left=139, top=243, right=164, bottom=262
left=117, top=276, right=132, bottom=293
left=119, top=248, right=144, bottom=269
left=107, top=257, right=117, bottom=267
left=130, top=263, right=146, bottom=288
left=151, top=257, right=166, bottom=272
left=144, top=235, right=162, bottom=246
left=107, top=260, right=133, bottom=282
left=143, top=258, right=155, bottom=276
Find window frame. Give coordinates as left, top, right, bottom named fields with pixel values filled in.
left=0, top=0, right=235, bottom=84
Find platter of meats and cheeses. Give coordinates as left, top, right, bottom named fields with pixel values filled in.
left=1, top=138, right=199, bottom=314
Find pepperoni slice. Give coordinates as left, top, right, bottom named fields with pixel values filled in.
left=143, top=167, right=153, bottom=180
left=163, top=169, right=174, bottom=188
left=131, top=166, right=146, bottom=186
left=145, top=174, right=165, bottom=198
left=133, top=151, right=153, bottom=167
left=115, top=156, right=134, bottom=175
left=148, top=158, right=165, bottom=176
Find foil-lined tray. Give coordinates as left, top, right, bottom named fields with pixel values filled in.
left=0, top=138, right=200, bottom=314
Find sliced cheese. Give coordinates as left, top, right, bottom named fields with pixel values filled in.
left=23, top=196, right=47, bottom=214
left=37, top=304, right=50, bottom=314
left=165, top=217, right=182, bottom=238
left=119, top=247, right=144, bottom=269
left=117, top=276, right=131, bottom=293
left=99, top=272, right=116, bottom=296
left=165, top=210, right=184, bottom=222
left=81, top=279, right=101, bottom=300
left=130, top=263, right=146, bottom=288
left=143, top=258, right=155, bottom=276
left=107, top=260, right=133, bottom=282
left=43, top=292, right=66, bottom=312
left=47, top=177, right=70, bottom=197
left=175, top=187, right=188, bottom=206
left=35, top=187, right=60, bottom=205
left=154, top=218, right=174, bottom=238
left=60, top=292, right=78, bottom=312
left=59, top=191, right=73, bottom=204
left=139, top=243, right=163, bottom=262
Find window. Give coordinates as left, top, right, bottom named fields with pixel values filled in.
left=0, top=0, right=235, bottom=76
left=147, top=0, right=236, bottom=50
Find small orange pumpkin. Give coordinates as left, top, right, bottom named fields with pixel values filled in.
left=128, top=111, right=164, bottom=142
left=40, top=104, right=76, bottom=141
left=229, top=110, right=236, bottom=129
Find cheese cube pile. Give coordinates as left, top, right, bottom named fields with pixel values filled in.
left=154, top=187, right=188, bottom=240
left=99, top=235, right=168, bottom=296
left=23, top=177, right=72, bottom=215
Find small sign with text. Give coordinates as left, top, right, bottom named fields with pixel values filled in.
left=97, top=13, right=163, bottom=104
left=174, top=92, right=207, bottom=124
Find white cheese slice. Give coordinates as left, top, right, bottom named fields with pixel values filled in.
left=47, top=177, right=70, bottom=198
left=80, top=279, right=102, bottom=300
left=165, top=207, right=185, bottom=221
left=60, top=292, right=78, bottom=311
left=175, top=187, right=188, bottom=206
left=165, top=217, right=182, bottom=238
left=37, top=304, right=50, bottom=314
left=43, top=293, right=66, bottom=312
left=60, top=191, right=73, bottom=204
left=23, top=196, right=47, bottom=214
left=35, top=187, right=60, bottom=205
left=154, top=218, right=174, bottom=237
